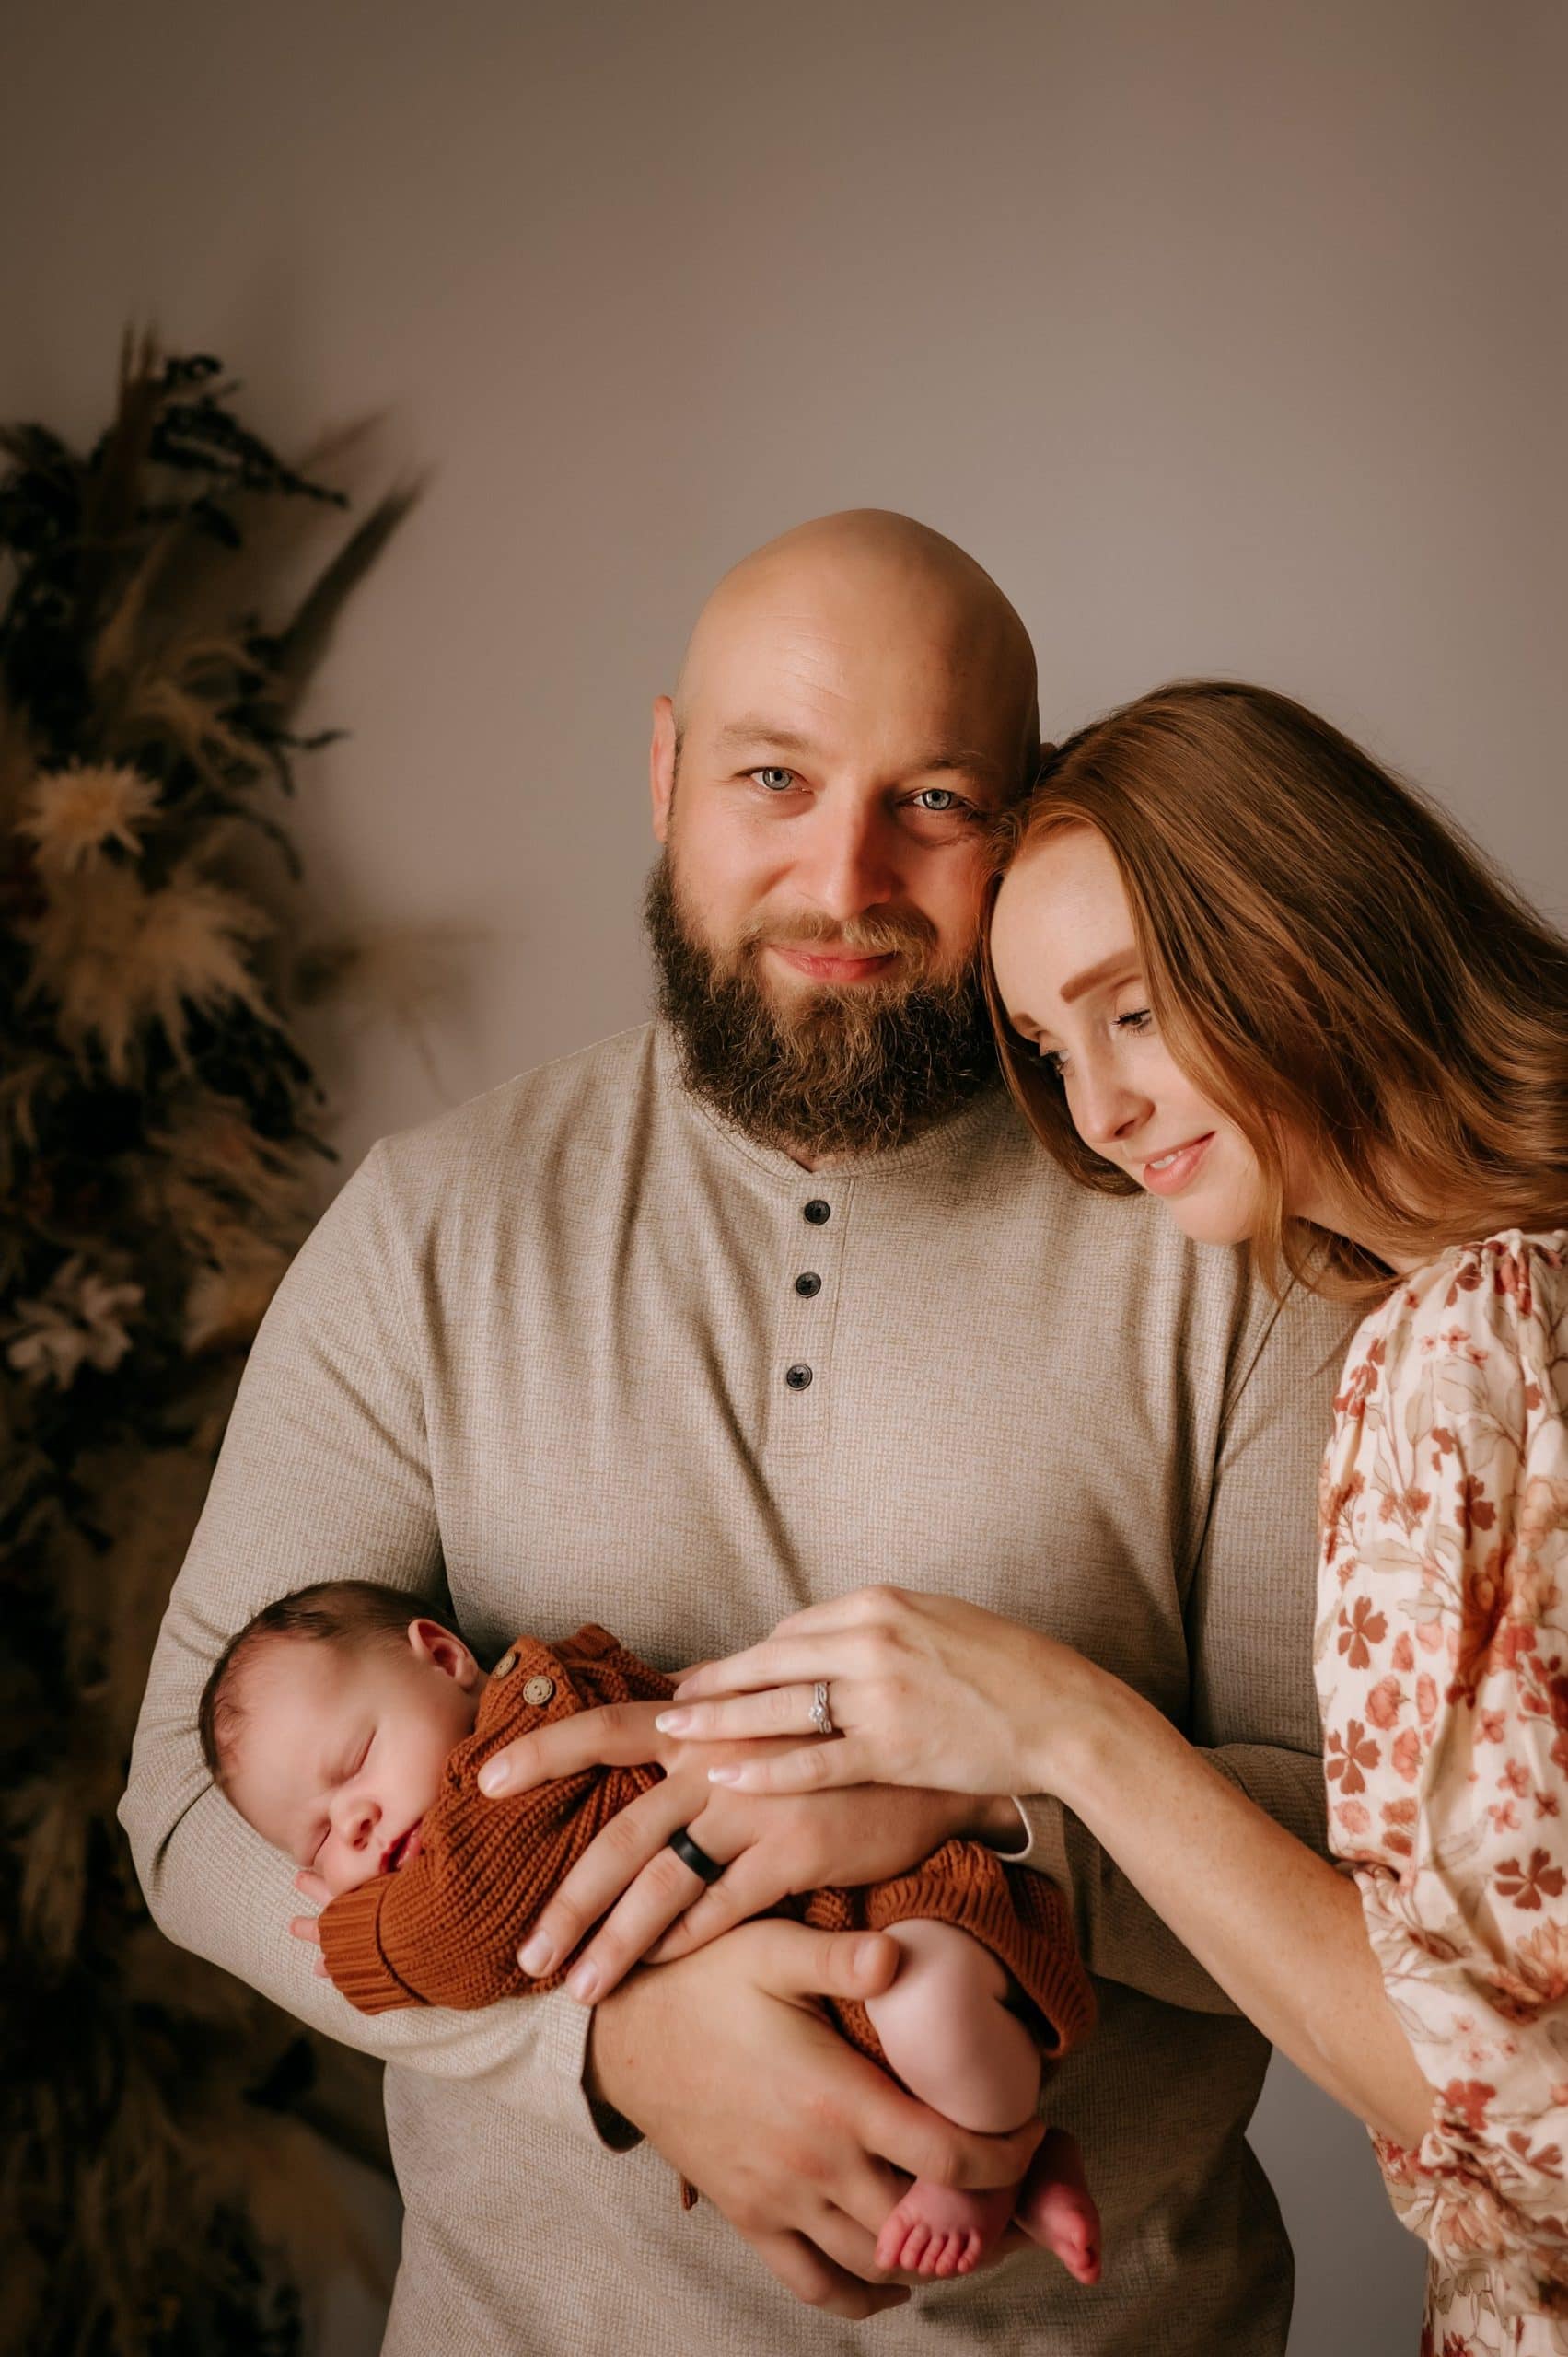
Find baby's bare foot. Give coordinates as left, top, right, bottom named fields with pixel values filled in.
left=875, top=2178, right=1017, bottom=2280
left=1015, top=2127, right=1102, bottom=2285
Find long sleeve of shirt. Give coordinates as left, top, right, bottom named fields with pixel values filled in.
left=119, top=1148, right=611, bottom=2143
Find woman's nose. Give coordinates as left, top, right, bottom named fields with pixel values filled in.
left=1074, top=1062, right=1151, bottom=1147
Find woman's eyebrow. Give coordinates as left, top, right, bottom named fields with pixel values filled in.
left=1058, top=950, right=1142, bottom=1004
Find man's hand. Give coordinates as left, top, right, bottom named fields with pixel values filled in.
left=481, top=1698, right=1023, bottom=1997
left=587, top=1920, right=1042, bottom=2319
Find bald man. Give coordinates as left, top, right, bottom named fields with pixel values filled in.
left=123, top=513, right=1347, bottom=2355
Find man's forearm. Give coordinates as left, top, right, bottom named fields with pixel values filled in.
left=122, top=1641, right=610, bottom=2145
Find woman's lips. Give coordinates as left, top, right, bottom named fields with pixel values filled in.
left=1140, top=1133, right=1215, bottom=1196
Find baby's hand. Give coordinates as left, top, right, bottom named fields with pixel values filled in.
left=289, top=1866, right=332, bottom=1980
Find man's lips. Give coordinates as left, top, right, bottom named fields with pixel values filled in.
left=1139, top=1133, right=1215, bottom=1196
left=381, top=1821, right=424, bottom=1875
left=769, top=944, right=900, bottom=985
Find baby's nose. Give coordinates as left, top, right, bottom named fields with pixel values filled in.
left=346, top=1799, right=379, bottom=1847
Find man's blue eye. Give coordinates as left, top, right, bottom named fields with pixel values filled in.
left=912, top=788, right=961, bottom=813
left=752, top=767, right=796, bottom=792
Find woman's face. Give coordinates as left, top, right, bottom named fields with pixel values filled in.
left=990, top=825, right=1267, bottom=1247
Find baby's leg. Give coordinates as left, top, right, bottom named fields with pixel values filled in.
left=865, top=1918, right=1098, bottom=2284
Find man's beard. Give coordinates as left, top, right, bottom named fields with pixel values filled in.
left=644, top=854, right=998, bottom=1159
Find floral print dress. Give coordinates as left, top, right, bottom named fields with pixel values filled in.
left=1316, top=1232, right=1568, bottom=2354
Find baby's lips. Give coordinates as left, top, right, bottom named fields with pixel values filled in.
left=384, top=1820, right=425, bottom=1875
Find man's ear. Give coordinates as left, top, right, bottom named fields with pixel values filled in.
left=650, top=694, right=677, bottom=843
left=407, top=1619, right=480, bottom=1689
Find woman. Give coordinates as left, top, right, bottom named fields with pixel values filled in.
left=666, top=682, right=1568, bottom=2354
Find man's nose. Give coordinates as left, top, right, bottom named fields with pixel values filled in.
left=795, top=797, right=900, bottom=922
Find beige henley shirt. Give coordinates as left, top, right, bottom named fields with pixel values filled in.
left=122, top=1021, right=1351, bottom=2355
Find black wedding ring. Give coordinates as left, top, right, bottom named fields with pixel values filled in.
left=667, top=1825, right=726, bottom=1884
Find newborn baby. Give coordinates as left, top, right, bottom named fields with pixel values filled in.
left=201, top=1579, right=1102, bottom=2285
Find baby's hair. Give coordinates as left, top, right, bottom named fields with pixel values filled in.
left=197, top=1579, right=427, bottom=1787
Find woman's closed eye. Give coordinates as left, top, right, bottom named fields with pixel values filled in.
left=1027, top=1008, right=1155, bottom=1080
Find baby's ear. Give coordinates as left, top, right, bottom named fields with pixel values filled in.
left=407, top=1618, right=480, bottom=1689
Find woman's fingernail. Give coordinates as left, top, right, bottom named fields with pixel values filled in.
left=518, top=1935, right=552, bottom=1976
left=568, top=1962, right=598, bottom=2003
left=655, top=1710, right=691, bottom=1733
left=479, top=1759, right=509, bottom=1796
left=707, top=1764, right=741, bottom=1784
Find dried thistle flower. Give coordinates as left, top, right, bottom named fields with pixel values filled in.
left=5, top=1254, right=144, bottom=1388
left=25, top=859, right=274, bottom=1080
left=18, top=760, right=162, bottom=873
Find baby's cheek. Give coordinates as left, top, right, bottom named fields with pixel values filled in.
left=325, top=1852, right=373, bottom=1898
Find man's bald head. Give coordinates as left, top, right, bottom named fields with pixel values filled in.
left=645, top=512, right=1039, bottom=1161
left=673, top=509, right=1039, bottom=786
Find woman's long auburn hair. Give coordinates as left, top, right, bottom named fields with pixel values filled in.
left=987, top=680, right=1568, bottom=1301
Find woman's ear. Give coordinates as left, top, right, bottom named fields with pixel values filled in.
left=407, top=1618, right=481, bottom=1689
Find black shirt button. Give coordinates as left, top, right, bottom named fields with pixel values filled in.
left=803, top=1199, right=830, bottom=1225
left=784, top=1363, right=814, bottom=1390
left=795, top=1271, right=822, bottom=1298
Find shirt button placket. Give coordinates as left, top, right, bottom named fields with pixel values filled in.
left=774, top=1194, right=838, bottom=1445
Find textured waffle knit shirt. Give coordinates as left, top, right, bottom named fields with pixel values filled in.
left=123, top=1021, right=1352, bottom=2357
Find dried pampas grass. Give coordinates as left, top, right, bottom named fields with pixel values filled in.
left=1, top=340, right=412, bottom=2355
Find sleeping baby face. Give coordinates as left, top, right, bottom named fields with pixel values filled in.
left=224, top=1619, right=482, bottom=1896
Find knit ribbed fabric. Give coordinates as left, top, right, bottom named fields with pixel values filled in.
left=807, top=1838, right=1096, bottom=2063
left=317, top=1627, right=669, bottom=2011
left=317, top=1625, right=1096, bottom=2072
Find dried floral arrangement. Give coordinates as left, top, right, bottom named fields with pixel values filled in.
left=0, top=340, right=412, bottom=2356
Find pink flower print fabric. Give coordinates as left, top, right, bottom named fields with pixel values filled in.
left=1315, top=1232, right=1568, bottom=2355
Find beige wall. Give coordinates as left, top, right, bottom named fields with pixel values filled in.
left=6, top=3, right=1562, bottom=2348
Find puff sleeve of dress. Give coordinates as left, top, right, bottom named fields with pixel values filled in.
left=1314, top=1232, right=1568, bottom=2333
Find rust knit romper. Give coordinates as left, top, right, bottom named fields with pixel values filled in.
left=317, top=1626, right=1096, bottom=2073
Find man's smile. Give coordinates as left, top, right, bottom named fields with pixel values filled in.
left=768, top=944, right=900, bottom=986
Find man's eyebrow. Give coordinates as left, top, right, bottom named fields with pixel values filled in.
left=921, top=749, right=1005, bottom=780
left=713, top=719, right=1003, bottom=777
left=713, top=719, right=819, bottom=756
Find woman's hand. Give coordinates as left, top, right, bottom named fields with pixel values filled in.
left=466, top=1693, right=1017, bottom=1997
left=659, top=1585, right=1112, bottom=1804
